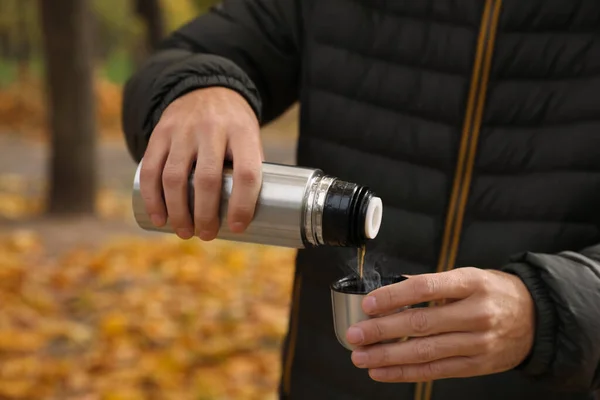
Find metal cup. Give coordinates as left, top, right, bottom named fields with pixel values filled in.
left=331, top=274, right=408, bottom=350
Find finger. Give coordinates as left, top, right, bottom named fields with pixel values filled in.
left=351, top=332, right=483, bottom=369
left=349, top=300, right=480, bottom=346
left=363, top=268, right=480, bottom=315
left=193, top=128, right=227, bottom=241
left=226, top=129, right=263, bottom=233
left=224, top=141, right=265, bottom=161
left=368, top=356, right=480, bottom=383
left=162, top=136, right=196, bottom=239
left=139, top=131, right=170, bottom=227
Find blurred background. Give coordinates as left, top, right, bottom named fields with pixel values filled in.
left=0, top=0, right=299, bottom=399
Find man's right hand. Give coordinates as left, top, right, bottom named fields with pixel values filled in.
left=139, top=87, right=264, bottom=240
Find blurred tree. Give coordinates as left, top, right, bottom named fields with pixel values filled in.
left=190, top=0, right=220, bottom=14
left=39, top=0, right=97, bottom=215
left=136, top=0, right=165, bottom=51
left=0, top=0, right=40, bottom=78
left=15, top=0, right=32, bottom=79
left=131, top=0, right=165, bottom=68
left=160, top=0, right=199, bottom=32
left=92, top=0, right=138, bottom=60
left=0, top=1, right=7, bottom=58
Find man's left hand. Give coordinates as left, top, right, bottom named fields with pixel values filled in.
left=346, top=267, right=535, bottom=382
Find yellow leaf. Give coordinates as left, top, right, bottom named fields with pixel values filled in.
left=100, top=312, right=128, bottom=337
left=0, top=330, right=45, bottom=352
left=0, top=378, right=35, bottom=398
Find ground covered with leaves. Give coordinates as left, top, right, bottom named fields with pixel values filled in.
left=0, top=63, right=299, bottom=400
left=0, top=230, right=295, bottom=400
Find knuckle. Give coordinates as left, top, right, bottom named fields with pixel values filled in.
left=371, top=320, right=386, bottom=342
left=378, top=346, right=392, bottom=365
left=196, top=163, right=220, bottom=177
left=228, top=124, right=248, bottom=138
left=412, top=276, right=437, bottom=300
left=199, top=121, right=218, bottom=135
left=414, top=340, right=435, bottom=362
left=195, top=168, right=221, bottom=191
left=141, top=192, right=159, bottom=208
left=162, top=166, right=187, bottom=188
left=409, top=310, right=430, bottom=334
left=236, top=166, right=261, bottom=187
left=385, top=366, right=403, bottom=381
left=453, top=268, right=471, bottom=291
left=154, top=116, right=176, bottom=134
left=383, top=287, right=397, bottom=309
left=476, top=300, right=498, bottom=329
left=461, top=266, right=478, bottom=275
left=423, top=362, right=442, bottom=381
left=478, top=311, right=494, bottom=330
left=140, top=164, right=158, bottom=182
left=478, top=333, right=496, bottom=353
left=231, top=119, right=258, bottom=133
left=394, top=367, right=405, bottom=381
left=480, top=317, right=495, bottom=331
left=471, top=268, right=490, bottom=293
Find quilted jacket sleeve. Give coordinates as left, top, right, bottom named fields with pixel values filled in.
left=121, top=0, right=301, bottom=161
left=502, top=245, right=600, bottom=391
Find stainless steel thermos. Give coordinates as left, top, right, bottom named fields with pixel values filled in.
left=132, top=161, right=383, bottom=248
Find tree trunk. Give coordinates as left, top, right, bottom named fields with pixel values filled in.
left=0, top=0, right=10, bottom=59
left=0, top=29, right=9, bottom=60
left=16, top=0, right=32, bottom=80
left=39, top=0, right=97, bottom=215
left=136, top=0, right=165, bottom=51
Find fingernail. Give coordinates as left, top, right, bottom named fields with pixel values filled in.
left=197, top=230, right=215, bottom=241
left=352, top=351, right=368, bottom=367
left=363, top=296, right=377, bottom=313
left=150, top=214, right=165, bottom=227
left=231, top=222, right=245, bottom=233
left=176, top=229, right=193, bottom=239
left=347, top=327, right=364, bottom=344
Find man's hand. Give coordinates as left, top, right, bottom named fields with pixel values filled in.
left=346, top=267, right=535, bottom=382
left=139, top=87, right=263, bottom=240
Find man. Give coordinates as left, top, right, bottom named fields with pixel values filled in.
left=121, top=1, right=600, bottom=399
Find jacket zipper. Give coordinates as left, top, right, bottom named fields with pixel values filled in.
left=416, top=1, right=503, bottom=400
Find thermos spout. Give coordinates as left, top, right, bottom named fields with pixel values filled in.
left=364, top=196, right=382, bottom=239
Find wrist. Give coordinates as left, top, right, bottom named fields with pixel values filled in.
left=497, top=270, right=535, bottom=363
left=501, top=262, right=556, bottom=376
left=148, top=54, right=263, bottom=140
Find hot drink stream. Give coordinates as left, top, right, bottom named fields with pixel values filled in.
left=357, top=244, right=366, bottom=281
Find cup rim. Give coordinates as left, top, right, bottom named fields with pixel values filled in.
left=330, top=274, right=407, bottom=295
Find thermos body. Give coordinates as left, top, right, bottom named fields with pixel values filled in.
left=132, top=161, right=383, bottom=249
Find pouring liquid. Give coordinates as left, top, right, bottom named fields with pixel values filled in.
left=357, top=244, right=366, bottom=280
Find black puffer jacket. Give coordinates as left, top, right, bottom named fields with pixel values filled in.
left=122, top=1, right=600, bottom=399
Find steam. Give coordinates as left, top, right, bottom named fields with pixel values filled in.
left=362, top=267, right=382, bottom=293
left=340, top=251, right=383, bottom=293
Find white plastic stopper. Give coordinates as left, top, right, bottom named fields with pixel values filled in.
left=364, top=196, right=383, bottom=239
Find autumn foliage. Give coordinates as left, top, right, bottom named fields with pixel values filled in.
left=0, top=231, right=295, bottom=400
left=0, top=74, right=123, bottom=139
left=0, top=0, right=302, bottom=398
